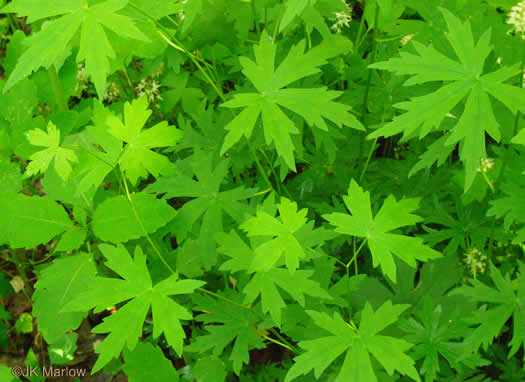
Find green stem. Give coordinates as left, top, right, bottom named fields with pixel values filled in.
left=261, top=334, right=297, bottom=353
left=49, top=64, right=68, bottom=111
left=246, top=137, right=275, bottom=193
left=346, top=238, right=367, bottom=275
left=258, top=148, right=283, bottom=196
left=272, top=11, right=280, bottom=43
left=270, top=328, right=299, bottom=353
left=481, top=170, right=495, bottom=193
left=354, top=11, right=366, bottom=54
left=197, top=287, right=251, bottom=310
left=359, top=137, right=378, bottom=183
left=119, top=167, right=175, bottom=274
left=361, top=10, right=380, bottom=126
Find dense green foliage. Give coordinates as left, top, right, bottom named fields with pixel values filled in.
left=1, top=0, right=525, bottom=380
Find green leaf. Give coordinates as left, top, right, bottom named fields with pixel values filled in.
left=2, top=0, right=149, bottom=99
left=91, top=193, right=176, bottom=243
left=450, top=262, right=525, bottom=358
left=63, top=244, right=205, bottom=373
left=323, top=180, right=441, bottom=282
left=187, top=291, right=265, bottom=375
left=107, top=96, right=183, bottom=185
left=221, top=31, right=362, bottom=170
left=241, top=197, right=310, bottom=273
left=368, top=8, right=525, bottom=191
left=24, top=121, right=78, bottom=181
left=286, top=301, right=420, bottom=382
left=123, top=342, right=179, bottom=382
left=0, top=193, right=74, bottom=248
left=33, top=253, right=97, bottom=344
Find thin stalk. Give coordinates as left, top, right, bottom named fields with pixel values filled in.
left=361, top=10, right=380, bottom=126
left=119, top=168, right=175, bottom=274
left=346, top=238, right=367, bottom=276
left=49, top=64, right=68, bottom=111
left=354, top=7, right=367, bottom=54
left=481, top=170, right=495, bottom=193
left=270, top=328, right=299, bottom=353
left=261, top=334, right=297, bottom=353
left=246, top=137, right=275, bottom=192
left=258, top=148, right=283, bottom=196
left=272, top=13, right=280, bottom=43
left=197, top=287, right=251, bottom=310
left=359, top=137, right=378, bottom=183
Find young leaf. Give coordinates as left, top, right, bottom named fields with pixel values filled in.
left=368, top=8, right=525, bottom=191
left=24, top=121, right=78, bottom=181
left=221, top=31, right=363, bottom=170
left=62, top=244, right=205, bottom=373
left=76, top=102, right=122, bottom=194
left=241, top=197, right=310, bottom=273
left=91, top=193, right=176, bottom=243
left=2, top=0, right=149, bottom=99
left=323, top=180, right=441, bottom=282
left=286, top=301, right=420, bottom=382
left=107, top=96, right=183, bottom=185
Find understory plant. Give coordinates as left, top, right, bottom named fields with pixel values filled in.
left=1, top=0, right=525, bottom=381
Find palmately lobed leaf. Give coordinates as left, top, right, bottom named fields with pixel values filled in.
left=62, top=244, right=205, bottom=373
left=367, top=8, right=525, bottom=191
left=324, top=180, right=441, bottom=282
left=221, top=31, right=362, bottom=170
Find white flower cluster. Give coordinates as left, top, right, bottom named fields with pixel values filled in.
left=330, top=1, right=352, bottom=34
left=476, top=158, right=495, bottom=173
left=103, top=82, right=120, bottom=104
left=464, top=247, right=488, bottom=276
left=507, top=1, right=525, bottom=37
left=135, top=78, right=163, bottom=103
left=75, top=63, right=89, bottom=93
